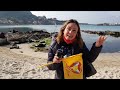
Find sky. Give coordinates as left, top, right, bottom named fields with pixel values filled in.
left=31, top=11, right=120, bottom=24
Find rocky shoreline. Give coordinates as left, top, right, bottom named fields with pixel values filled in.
left=0, top=29, right=120, bottom=79
left=0, top=29, right=51, bottom=46
left=81, top=30, right=120, bottom=38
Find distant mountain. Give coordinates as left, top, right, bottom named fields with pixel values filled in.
left=0, top=11, right=35, bottom=18
left=0, top=11, right=65, bottom=25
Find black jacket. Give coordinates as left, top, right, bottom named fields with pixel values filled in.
left=47, top=40, right=102, bottom=79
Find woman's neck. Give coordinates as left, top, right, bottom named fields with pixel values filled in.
left=63, top=36, right=75, bottom=44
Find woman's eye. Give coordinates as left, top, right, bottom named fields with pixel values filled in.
left=67, top=28, right=70, bottom=31
left=72, top=30, right=76, bottom=32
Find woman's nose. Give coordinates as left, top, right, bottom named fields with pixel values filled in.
left=68, top=30, right=72, bottom=34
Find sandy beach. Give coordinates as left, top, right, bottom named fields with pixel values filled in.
left=0, top=43, right=120, bottom=79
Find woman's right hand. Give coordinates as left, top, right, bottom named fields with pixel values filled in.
left=53, top=55, right=62, bottom=63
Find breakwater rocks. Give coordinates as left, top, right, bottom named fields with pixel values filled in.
left=0, top=29, right=51, bottom=46
left=81, top=30, right=120, bottom=38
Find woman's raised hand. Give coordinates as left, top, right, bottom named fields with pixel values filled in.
left=95, top=35, right=107, bottom=47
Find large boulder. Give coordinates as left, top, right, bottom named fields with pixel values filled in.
left=0, top=32, right=9, bottom=45
left=0, top=38, right=8, bottom=45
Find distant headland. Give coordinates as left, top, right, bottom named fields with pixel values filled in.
left=0, top=11, right=119, bottom=26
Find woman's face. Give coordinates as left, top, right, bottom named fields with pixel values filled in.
left=63, top=23, right=78, bottom=40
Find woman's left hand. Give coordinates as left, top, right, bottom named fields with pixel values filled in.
left=95, top=35, right=107, bottom=47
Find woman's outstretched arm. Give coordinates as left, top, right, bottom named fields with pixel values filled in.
left=83, top=36, right=107, bottom=63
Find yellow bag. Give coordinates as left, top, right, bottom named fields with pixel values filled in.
left=62, top=53, right=83, bottom=79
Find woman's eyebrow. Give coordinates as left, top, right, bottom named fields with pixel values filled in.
left=68, top=26, right=76, bottom=29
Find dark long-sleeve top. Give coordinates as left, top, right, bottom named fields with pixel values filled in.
left=47, top=40, right=102, bottom=79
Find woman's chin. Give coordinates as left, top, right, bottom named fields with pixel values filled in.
left=66, top=37, right=72, bottom=40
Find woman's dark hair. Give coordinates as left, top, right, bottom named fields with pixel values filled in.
left=56, top=19, right=83, bottom=48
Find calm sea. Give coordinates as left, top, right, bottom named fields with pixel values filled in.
left=0, top=24, right=120, bottom=53
left=0, top=24, right=120, bottom=33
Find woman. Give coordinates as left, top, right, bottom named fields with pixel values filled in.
left=47, top=19, right=107, bottom=79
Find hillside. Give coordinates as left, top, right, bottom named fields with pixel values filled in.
left=0, top=11, right=64, bottom=25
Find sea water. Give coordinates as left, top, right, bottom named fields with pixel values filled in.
left=0, top=24, right=120, bottom=53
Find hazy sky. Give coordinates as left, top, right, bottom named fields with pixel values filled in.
left=31, top=11, right=120, bottom=24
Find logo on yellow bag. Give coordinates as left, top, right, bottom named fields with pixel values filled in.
left=62, top=53, right=83, bottom=79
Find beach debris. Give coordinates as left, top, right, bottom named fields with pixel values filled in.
left=35, top=40, right=46, bottom=47
left=20, top=51, right=23, bottom=53
left=10, top=42, right=19, bottom=49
